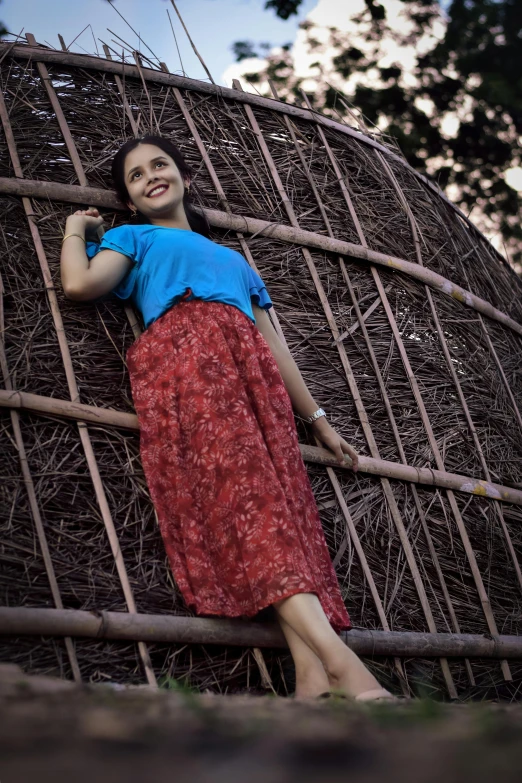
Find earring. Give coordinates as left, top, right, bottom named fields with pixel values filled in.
left=130, top=205, right=137, bottom=216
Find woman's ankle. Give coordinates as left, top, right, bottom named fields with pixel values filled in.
left=294, top=662, right=329, bottom=695
left=324, top=648, right=380, bottom=696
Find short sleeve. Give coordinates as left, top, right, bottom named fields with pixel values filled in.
left=248, top=266, right=272, bottom=310
left=85, top=225, right=139, bottom=301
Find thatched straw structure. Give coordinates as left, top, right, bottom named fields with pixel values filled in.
left=1, top=35, right=521, bottom=700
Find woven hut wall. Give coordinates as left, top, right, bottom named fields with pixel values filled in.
left=1, top=40, right=521, bottom=699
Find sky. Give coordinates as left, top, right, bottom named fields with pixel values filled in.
left=1, top=0, right=318, bottom=86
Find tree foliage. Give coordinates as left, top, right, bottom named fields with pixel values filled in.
left=233, top=0, right=522, bottom=265
left=264, top=0, right=304, bottom=20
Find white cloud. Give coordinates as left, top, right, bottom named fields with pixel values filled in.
left=223, top=0, right=446, bottom=94
left=505, top=167, right=522, bottom=193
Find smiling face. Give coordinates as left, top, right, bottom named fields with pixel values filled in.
left=124, top=143, right=190, bottom=222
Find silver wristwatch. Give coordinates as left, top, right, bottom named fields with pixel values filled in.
left=305, top=408, right=326, bottom=424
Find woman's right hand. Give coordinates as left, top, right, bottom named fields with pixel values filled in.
left=66, top=208, right=104, bottom=239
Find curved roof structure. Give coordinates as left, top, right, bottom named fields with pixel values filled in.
left=1, top=38, right=521, bottom=699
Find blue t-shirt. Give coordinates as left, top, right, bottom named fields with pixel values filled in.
left=86, top=224, right=272, bottom=329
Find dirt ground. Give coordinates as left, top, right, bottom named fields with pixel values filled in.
left=1, top=664, right=522, bottom=783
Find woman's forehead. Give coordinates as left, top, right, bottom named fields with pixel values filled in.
left=124, top=144, right=174, bottom=171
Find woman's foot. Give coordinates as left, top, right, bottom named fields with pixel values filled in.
left=293, top=666, right=331, bottom=701
left=324, top=645, right=387, bottom=701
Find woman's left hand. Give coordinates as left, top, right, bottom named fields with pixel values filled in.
left=311, top=419, right=359, bottom=472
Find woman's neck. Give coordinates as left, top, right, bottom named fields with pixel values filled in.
left=149, top=216, right=192, bottom=230
left=148, top=205, right=192, bottom=231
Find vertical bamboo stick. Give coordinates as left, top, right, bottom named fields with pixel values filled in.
left=169, top=0, right=215, bottom=84
left=0, top=272, right=82, bottom=683
left=476, top=312, right=522, bottom=433
left=132, top=51, right=160, bottom=135
left=299, top=91, right=511, bottom=682
left=234, top=78, right=457, bottom=695
left=0, top=49, right=156, bottom=687
left=100, top=45, right=143, bottom=340
left=274, top=82, right=470, bottom=690
left=102, top=44, right=139, bottom=137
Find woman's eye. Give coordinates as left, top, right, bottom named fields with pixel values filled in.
left=155, top=162, right=165, bottom=168
left=132, top=172, right=141, bottom=180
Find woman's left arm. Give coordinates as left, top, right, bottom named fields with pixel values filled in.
left=253, top=305, right=358, bottom=471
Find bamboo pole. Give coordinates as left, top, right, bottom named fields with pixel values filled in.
left=163, top=71, right=292, bottom=690
left=0, top=76, right=157, bottom=688
left=102, top=44, right=139, bottom=137
left=169, top=0, right=215, bottom=85
left=0, top=174, right=519, bottom=338
left=2, top=387, right=521, bottom=506
left=2, top=606, right=522, bottom=661
left=301, top=93, right=511, bottom=682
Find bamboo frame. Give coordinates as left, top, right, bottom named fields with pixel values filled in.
left=0, top=175, right=519, bottom=338
left=1, top=38, right=521, bottom=695
left=3, top=606, right=522, bottom=661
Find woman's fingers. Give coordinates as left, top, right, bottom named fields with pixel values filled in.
left=340, top=439, right=359, bottom=472
left=317, top=427, right=358, bottom=471
left=324, top=435, right=347, bottom=466
left=72, top=208, right=100, bottom=217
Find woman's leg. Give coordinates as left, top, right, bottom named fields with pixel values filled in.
left=277, top=615, right=330, bottom=699
left=273, top=592, right=383, bottom=699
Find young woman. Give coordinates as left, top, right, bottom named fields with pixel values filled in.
left=60, top=135, right=394, bottom=702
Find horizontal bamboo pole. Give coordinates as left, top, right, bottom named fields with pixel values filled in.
left=2, top=388, right=521, bottom=506
left=1, top=41, right=514, bottom=272
left=0, top=176, right=520, bottom=338
left=2, top=606, right=522, bottom=660
left=0, top=388, right=138, bottom=429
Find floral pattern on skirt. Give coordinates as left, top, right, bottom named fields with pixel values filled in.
left=126, top=299, right=351, bottom=632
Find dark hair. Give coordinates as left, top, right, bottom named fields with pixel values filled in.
left=111, top=135, right=210, bottom=238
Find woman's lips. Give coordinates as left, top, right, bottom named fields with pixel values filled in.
left=147, top=185, right=169, bottom=198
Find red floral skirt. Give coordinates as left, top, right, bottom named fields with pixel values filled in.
left=126, top=299, right=351, bottom=632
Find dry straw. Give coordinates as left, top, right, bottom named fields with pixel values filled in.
left=0, top=34, right=521, bottom=700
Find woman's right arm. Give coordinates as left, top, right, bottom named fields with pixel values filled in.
left=61, top=209, right=132, bottom=301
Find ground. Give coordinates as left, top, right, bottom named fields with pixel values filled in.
left=1, top=664, right=522, bottom=782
